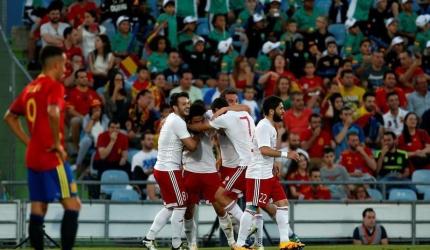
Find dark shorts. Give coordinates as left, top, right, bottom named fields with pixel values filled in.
left=27, top=162, right=77, bottom=202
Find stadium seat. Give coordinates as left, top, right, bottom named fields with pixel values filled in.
left=424, top=190, right=430, bottom=201
left=367, top=188, right=383, bottom=201
left=111, top=189, right=140, bottom=202
left=328, top=24, right=346, bottom=47
left=197, top=18, right=210, bottom=37
left=315, top=0, right=331, bottom=15
left=412, top=169, right=430, bottom=194
left=388, top=188, right=417, bottom=201
left=100, top=170, right=129, bottom=196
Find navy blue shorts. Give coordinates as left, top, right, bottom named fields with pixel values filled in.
left=27, top=162, right=78, bottom=202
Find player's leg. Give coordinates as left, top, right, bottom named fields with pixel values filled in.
left=183, top=171, right=199, bottom=249
left=143, top=206, right=173, bottom=249
left=184, top=204, right=197, bottom=249
left=217, top=166, right=246, bottom=222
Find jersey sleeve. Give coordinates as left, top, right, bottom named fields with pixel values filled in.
left=255, top=124, right=272, bottom=148
left=172, top=118, right=191, bottom=139
left=209, top=114, right=228, bottom=130
left=47, top=82, right=64, bottom=106
left=9, top=91, right=26, bottom=115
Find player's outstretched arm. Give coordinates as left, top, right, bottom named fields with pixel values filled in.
left=181, top=135, right=201, bottom=152
left=3, top=110, right=30, bottom=145
left=259, top=146, right=300, bottom=161
left=187, top=122, right=214, bottom=133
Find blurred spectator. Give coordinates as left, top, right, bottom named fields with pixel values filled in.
left=75, top=99, right=109, bottom=175
left=385, top=36, right=406, bottom=69
left=283, top=92, right=313, bottom=135
left=237, top=0, right=258, bottom=26
left=208, top=14, right=230, bottom=44
left=88, top=34, right=115, bottom=89
left=169, top=71, right=203, bottom=103
left=280, top=132, right=309, bottom=172
left=182, top=36, right=213, bottom=83
left=204, top=72, right=231, bottom=105
left=344, top=18, right=364, bottom=57
left=398, top=112, right=430, bottom=169
left=346, top=0, right=373, bottom=33
left=280, top=19, right=299, bottom=53
left=333, top=107, right=365, bottom=157
left=380, top=18, right=399, bottom=48
left=100, top=0, right=132, bottom=24
left=350, top=185, right=372, bottom=201
left=78, top=10, right=106, bottom=60
left=353, top=39, right=372, bottom=66
left=265, top=0, right=287, bottom=35
left=148, top=73, right=167, bottom=111
left=292, top=0, right=321, bottom=34
left=163, top=50, right=184, bottom=88
left=357, top=49, right=389, bottom=90
left=339, top=132, right=377, bottom=181
left=218, top=38, right=238, bottom=74
left=301, top=167, right=332, bottom=200
left=316, top=38, right=342, bottom=80
left=112, top=16, right=138, bottom=59
left=397, top=0, right=417, bottom=41
left=259, top=54, right=297, bottom=97
left=131, top=132, right=158, bottom=198
left=323, top=92, right=344, bottom=127
left=300, top=113, right=334, bottom=163
left=66, top=69, right=100, bottom=153
left=126, top=90, right=159, bottom=147
left=255, top=41, right=281, bottom=74
left=421, top=109, right=430, bottom=135
left=407, top=74, right=430, bottom=117
left=299, top=61, right=323, bottom=106
left=376, top=131, right=410, bottom=182
left=231, top=56, right=254, bottom=91
left=375, top=71, right=408, bottom=113
left=368, top=0, right=391, bottom=44
left=104, top=71, right=131, bottom=127
left=147, top=36, right=169, bottom=73
left=383, top=92, right=408, bottom=136
left=178, top=16, right=198, bottom=53
left=273, top=76, right=292, bottom=109
left=286, top=35, right=307, bottom=77
left=131, top=66, right=151, bottom=100
left=67, top=0, right=97, bottom=28
left=395, top=51, right=424, bottom=94
left=286, top=153, right=311, bottom=200
left=64, top=54, right=86, bottom=88
left=339, top=69, right=365, bottom=113
left=241, top=87, right=259, bottom=121
left=329, top=0, right=348, bottom=24
left=176, top=0, right=197, bottom=21
left=155, top=0, right=177, bottom=49
left=309, top=16, right=333, bottom=53
left=355, top=92, right=384, bottom=148
left=94, top=120, right=129, bottom=180
left=245, top=13, right=268, bottom=59
left=41, top=4, right=70, bottom=48
left=320, top=147, right=350, bottom=200
left=63, top=27, right=84, bottom=66
left=414, top=14, right=430, bottom=52
left=353, top=208, right=388, bottom=245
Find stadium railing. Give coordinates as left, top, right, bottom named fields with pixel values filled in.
left=1, top=180, right=429, bottom=247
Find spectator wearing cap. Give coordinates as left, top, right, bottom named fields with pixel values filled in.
left=368, top=0, right=391, bottom=41
left=339, top=69, right=365, bottom=113
left=375, top=71, right=407, bottom=113
left=415, top=14, right=430, bottom=52
left=265, top=0, right=287, bottom=35
left=66, top=69, right=101, bottom=153
left=383, top=92, right=408, bottom=136
left=155, top=0, right=177, bottom=48
left=398, top=0, right=418, bottom=40
left=280, top=19, right=299, bottom=52
left=208, top=14, right=230, bottom=44
left=344, top=18, right=364, bottom=57
left=395, top=51, right=425, bottom=93
left=407, top=74, right=430, bottom=117
left=255, top=40, right=280, bottom=74
left=309, top=16, right=333, bottom=53
left=67, top=0, right=97, bottom=28
left=78, top=10, right=106, bottom=60
left=292, top=0, right=322, bottom=34
left=357, top=49, right=389, bottom=90
left=40, top=3, right=70, bottom=48
left=74, top=98, right=109, bottom=176
left=379, top=18, right=400, bottom=49
left=237, top=0, right=258, bottom=26
left=111, top=16, right=137, bottom=59
left=385, top=36, right=406, bottom=69
left=219, top=38, right=239, bottom=74
left=328, top=0, right=348, bottom=24
left=333, top=106, right=365, bottom=158
left=163, top=50, right=184, bottom=89
left=178, top=16, right=198, bottom=52
left=317, top=38, right=343, bottom=79
left=182, top=36, right=213, bottom=82
left=346, top=0, right=373, bottom=34
left=245, top=13, right=268, bottom=58
left=146, top=36, right=169, bottom=73
left=169, top=70, right=203, bottom=103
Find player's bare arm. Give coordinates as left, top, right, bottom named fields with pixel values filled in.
left=47, top=104, right=67, bottom=160
left=187, top=122, right=214, bottom=133
left=3, top=110, right=30, bottom=145
left=181, top=136, right=200, bottom=152
left=259, top=146, right=300, bottom=161
left=211, top=104, right=250, bottom=119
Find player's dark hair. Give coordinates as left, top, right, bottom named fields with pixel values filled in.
left=39, top=46, right=64, bottom=68
left=323, top=146, right=334, bottom=155
left=362, top=208, right=375, bottom=218
left=74, top=68, right=87, bottom=79
left=188, top=102, right=207, bottom=121
left=220, top=88, right=238, bottom=99
left=63, top=27, right=74, bottom=39
left=211, top=97, right=229, bottom=112
left=262, top=96, right=283, bottom=116
left=170, top=92, right=189, bottom=108
left=383, top=131, right=397, bottom=139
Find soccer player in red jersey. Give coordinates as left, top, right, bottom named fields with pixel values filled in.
left=4, top=46, right=81, bottom=250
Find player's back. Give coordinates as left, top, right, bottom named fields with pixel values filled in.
left=155, top=113, right=190, bottom=171
left=9, top=75, right=65, bottom=170
left=209, top=111, right=255, bottom=167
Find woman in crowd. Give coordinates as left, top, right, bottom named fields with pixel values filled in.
left=88, top=34, right=115, bottom=89
left=230, top=56, right=254, bottom=91
left=79, top=10, right=106, bottom=60
left=104, top=71, right=131, bottom=128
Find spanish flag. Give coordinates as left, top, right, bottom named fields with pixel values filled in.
left=119, top=54, right=140, bottom=78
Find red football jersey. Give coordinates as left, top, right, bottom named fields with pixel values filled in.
left=94, top=131, right=129, bottom=162
left=9, top=75, right=65, bottom=170
left=340, top=148, right=374, bottom=175
left=66, top=87, right=100, bottom=115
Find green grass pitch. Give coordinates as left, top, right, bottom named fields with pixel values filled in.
left=4, top=246, right=430, bottom=250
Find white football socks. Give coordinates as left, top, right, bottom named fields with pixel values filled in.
left=146, top=207, right=173, bottom=240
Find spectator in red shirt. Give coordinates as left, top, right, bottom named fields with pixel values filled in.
left=283, top=91, right=313, bottom=135
left=300, top=113, right=335, bottom=163
left=131, top=66, right=151, bottom=100
left=375, top=71, right=407, bottom=113
left=300, top=168, right=332, bottom=200
left=395, top=51, right=425, bottom=93
left=63, top=27, right=83, bottom=63
left=93, top=120, right=129, bottom=180
left=67, top=0, right=98, bottom=28
left=286, top=153, right=310, bottom=200
left=67, top=69, right=100, bottom=153
left=299, top=61, right=323, bottom=107
left=339, top=132, right=377, bottom=181
left=398, top=112, right=430, bottom=169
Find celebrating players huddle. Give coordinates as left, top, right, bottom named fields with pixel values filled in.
left=4, top=46, right=304, bottom=250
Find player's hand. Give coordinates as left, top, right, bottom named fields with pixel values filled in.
left=287, top=151, right=300, bottom=161
left=48, top=144, right=68, bottom=162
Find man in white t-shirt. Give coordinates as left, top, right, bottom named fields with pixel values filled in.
left=40, top=5, right=70, bottom=48
left=142, top=92, right=199, bottom=250
left=236, top=96, right=304, bottom=250
left=131, top=132, right=157, bottom=197
left=383, top=92, right=408, bottom=136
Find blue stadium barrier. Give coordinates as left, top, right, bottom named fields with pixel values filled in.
left=111, top=189, right=140, bottom=201
left=388, top=188, right=418, bottom=201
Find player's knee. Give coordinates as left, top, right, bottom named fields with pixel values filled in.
left=184, top=205, right=195, bottom=219
left=274, top=199, right=289, bottom=208
left=62, top=197, right=81, bottom=211
left=31, top=202, right=48, bottom=216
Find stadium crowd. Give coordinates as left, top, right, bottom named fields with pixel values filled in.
left=23, top=0, right=430, bottom=201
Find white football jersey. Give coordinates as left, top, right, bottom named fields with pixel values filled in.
left=154, top=113, right=191, bottom=171
left=248, top=118, right=276, bottom=179
left=183, top=132, right=217, bottom=173
left=218, top=134, right=241, bottom=168
left=209, top=111, right=255, bottom=167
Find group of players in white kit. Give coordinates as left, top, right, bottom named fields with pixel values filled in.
left=141, top=90, right=305, bottom=250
